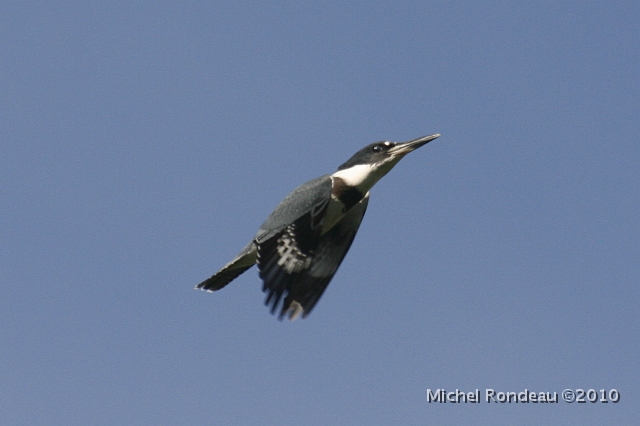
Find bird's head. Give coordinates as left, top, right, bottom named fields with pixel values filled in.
left=332, top=133, right=440, bottom=193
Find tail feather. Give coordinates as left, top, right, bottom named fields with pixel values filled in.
left=196, top=241, right=257, bottom=291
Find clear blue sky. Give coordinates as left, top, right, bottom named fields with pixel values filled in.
left=1, top=2, right=638, bottom=425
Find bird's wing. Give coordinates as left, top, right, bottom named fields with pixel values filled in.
left=255, top=175, right=333, bottom=244
left=258, top=195, right=369, bottom=320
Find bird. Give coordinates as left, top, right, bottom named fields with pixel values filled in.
left=196, top=133, right=441, bottom=320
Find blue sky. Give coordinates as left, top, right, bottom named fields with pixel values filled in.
left=1, top=1, right=638, bottom=425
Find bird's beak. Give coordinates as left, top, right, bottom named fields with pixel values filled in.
left=389, top=133, right=440, bottom=155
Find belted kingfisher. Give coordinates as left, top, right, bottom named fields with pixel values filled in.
left=196, top=133, right=441, bottom=320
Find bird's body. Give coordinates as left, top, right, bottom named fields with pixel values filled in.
left=197, top=134, right=440, bottom=320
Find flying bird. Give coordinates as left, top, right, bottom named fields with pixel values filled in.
left=196, top=133, right=441, bottom=320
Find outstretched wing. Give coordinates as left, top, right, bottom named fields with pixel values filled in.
left=258, top=195, right=369, bottom=320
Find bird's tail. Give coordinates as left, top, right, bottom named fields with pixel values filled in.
left=196, top=241, right=257, bottom=291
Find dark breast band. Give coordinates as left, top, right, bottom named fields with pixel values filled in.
left=331, top=176, right=365, bottom=211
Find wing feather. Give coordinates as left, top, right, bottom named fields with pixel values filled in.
left=255, top=175, right=332, bottom=244
left=257, top=195, right=369, bottom=319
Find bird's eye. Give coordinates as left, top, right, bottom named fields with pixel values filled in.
left=372, top=142, right=394, bottom=153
